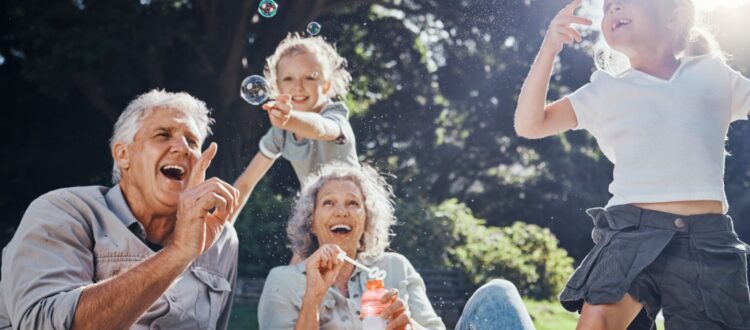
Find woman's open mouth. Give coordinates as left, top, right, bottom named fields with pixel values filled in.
left=329, top=224, right=353, bottom=235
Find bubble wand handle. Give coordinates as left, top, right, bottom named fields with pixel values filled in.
left=337, top=251, right=387, bottom=279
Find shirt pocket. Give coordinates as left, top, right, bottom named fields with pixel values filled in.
left=93, top=255, right=145, bottom=281
left=191, top=267, right=232, bottom=330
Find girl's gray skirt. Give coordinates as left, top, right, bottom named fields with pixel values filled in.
left=560, top=205, right=750, bottom=329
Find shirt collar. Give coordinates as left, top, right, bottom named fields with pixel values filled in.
left=105, top=185, right=151, bottom=245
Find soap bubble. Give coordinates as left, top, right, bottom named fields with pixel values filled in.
left=306, top=21, right=321, bottom=36
left=258, top=0, right=278, bottom=18
left=240, top=75, right=271, bottom=105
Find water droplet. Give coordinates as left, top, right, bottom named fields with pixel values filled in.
left=306, top=21, right=321, bottom=36
left=240, top=75, right=271, bottom=106
left=258, top=0, right=278, bottom=18
left=0, top=53, right=5, bottom=66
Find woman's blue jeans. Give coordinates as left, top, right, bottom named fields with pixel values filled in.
left=454, top=279, right=536, bottom=330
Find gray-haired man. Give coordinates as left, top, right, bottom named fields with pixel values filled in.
left=0, top=90, right=240, bottom=329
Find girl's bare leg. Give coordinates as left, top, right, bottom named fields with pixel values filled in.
left=577, top=293, right=644, bottom=330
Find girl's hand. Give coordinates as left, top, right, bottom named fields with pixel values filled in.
left=261, top=94, right=292, bottom=127
left=303, top=244, right=345, bottom=301
left=540, top=0, right=592, bottom=56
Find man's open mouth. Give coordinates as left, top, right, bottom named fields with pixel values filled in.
left=160, top=165, right=186, bottom=181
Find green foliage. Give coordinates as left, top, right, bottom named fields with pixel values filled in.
left=391, top=198, right=574, bottom=300
left=436, top=199, right=574, bottom=300
left=389, top=198, right=454, bottom=269
left=233, top=182, right=293, bottom=277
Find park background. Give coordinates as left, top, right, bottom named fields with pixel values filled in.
left=1, top=0, right=749, bottom=328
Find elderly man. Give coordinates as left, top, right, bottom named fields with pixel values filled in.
left=0, top=90, right=240, bottom=329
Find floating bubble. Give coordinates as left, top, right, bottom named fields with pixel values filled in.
left=140, top=0, right=151, bottom=5
left=0, top=53, right=5, bottom=66
left=258, top=0, right=278, bottom=18
left=240, top=75, right=271, bottom=106
left=306, top=21, right=321, bottom=36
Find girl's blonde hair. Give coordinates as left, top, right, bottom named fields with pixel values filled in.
left=595, top=0, right=724, bottom=74
left=263, top=33, right=352, bottom=99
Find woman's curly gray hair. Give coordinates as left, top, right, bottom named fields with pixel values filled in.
left=287, top=163, right=396, bottom=262
left=263, top=32, right=352, bottom=100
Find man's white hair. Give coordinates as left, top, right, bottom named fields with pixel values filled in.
left=109, top=89, right=214, bottom=184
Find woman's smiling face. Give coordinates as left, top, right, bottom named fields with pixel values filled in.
left=310, top=179, right=367, bottom=257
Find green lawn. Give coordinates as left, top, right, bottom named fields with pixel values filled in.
left=229, top=299, right=663, bottom=329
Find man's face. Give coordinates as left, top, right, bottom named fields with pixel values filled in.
left=115, top=108, right=202, bottom=213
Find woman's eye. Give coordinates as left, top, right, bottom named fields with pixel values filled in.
left=347, top=200, right=360, bottom=207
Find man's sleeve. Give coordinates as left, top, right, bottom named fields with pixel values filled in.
left=1, top=193, right=94, bottom=329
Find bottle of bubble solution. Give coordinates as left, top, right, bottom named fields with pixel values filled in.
left=361, top=279, right=388, bottom=330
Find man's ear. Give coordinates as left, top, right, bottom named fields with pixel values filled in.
left=112, top=142, right=130, bottom=174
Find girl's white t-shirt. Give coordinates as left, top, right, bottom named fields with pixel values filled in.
left=567, top=54, right=750, bottom=212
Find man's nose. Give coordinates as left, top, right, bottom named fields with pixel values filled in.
left=169, top=136, right=191, bottom=154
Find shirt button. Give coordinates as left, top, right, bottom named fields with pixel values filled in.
left=350, top=277, right=356, bottom=282
left=169, top=294, right=177, bottom=302
left=674, top=218, right=687, bottom=229
left=342, top=316, right=349, bottom=322
left=353, top=293, right=359, bottom=298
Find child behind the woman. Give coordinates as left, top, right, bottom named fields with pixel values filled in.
left=232, top=33, right=359, bottom=224
left=515, top=0, right=750, bottom=328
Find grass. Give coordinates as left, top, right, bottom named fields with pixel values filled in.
left=524, top=299, right=580, bottom=330
left=229, top=299, right=664, bottom=329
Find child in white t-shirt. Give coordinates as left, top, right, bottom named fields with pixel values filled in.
left=515, top=0, right=750, bottom=328
left=231, top=33, right=359, bottom=221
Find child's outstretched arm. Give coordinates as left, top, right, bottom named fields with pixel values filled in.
left=229, top=152, right=275, bottom=224
left=515, top=0, right=591, bottom=139
left=262, top=95, right=342, bottom=141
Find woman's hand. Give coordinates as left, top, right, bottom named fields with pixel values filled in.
left=540, top=0, right=592, bottom=56
left=303, top=244, right=345, bottom=302
left=381, top=289, right=419, bottom=330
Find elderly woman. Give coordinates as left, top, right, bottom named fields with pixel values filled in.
left=258, top=163, right=536, bottom=330
left=258, top=164, right=445, bottom=329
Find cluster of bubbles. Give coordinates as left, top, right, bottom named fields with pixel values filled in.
left=240, top=75, right=271, bottom=106
left=244, top=3, right=324, bottom=106
left=258, top=0, right=278, bottom=18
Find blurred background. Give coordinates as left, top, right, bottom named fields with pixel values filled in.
left=1, top=0, right=749, bottom=328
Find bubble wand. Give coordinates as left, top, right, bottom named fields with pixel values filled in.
left=337, top=251, right=387, bottom=280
